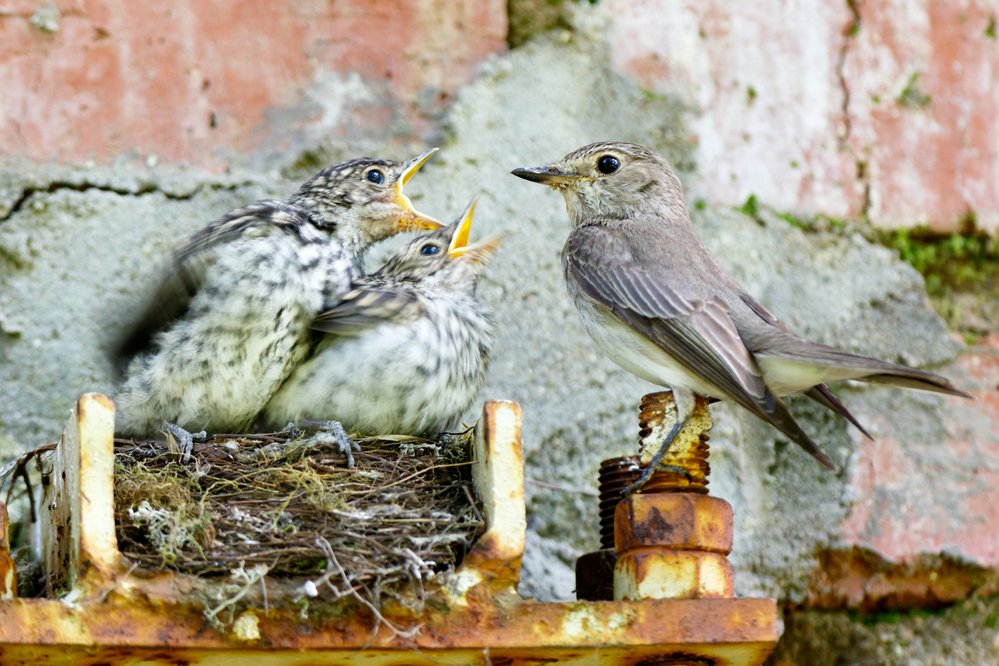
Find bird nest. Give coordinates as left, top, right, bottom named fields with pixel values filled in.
left=111, top=428, right=484, bottom=617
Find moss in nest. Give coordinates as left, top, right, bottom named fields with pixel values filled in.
left=113, top=429, right=484, bottom=611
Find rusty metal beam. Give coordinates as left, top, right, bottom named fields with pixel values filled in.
left=0, top=394, right=779, bottom=665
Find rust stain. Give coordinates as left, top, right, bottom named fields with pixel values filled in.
left=615, top=495, right=733, bottom=554
left=0, top=501, right=17, bottom=599
left=806, top=546, right=999, bottom=612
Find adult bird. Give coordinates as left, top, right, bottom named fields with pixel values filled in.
left=512, top=141, right=969, bottom=485
left=263, top=198, right=499, bottom=438
left=114, top=150, right=443, bottom=457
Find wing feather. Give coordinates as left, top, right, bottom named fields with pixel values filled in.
left=564, top=225, right=835, bottom=469
left=113, top=200, right=313, bottom=362
left=311, top=286, right=425, bottom=336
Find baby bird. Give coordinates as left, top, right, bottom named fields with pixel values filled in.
left=263, top=199, right=499, bottom=437
left=114, top=150, right=442, bottom=452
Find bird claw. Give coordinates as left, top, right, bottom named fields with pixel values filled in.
left=282, top=421, right=304, bottom=439
left=163, top=422, right=207, bottom=464
left=621, top=463, right=692, bottom=496
left=296, top=420, right=359, bottom=468
left=321, top=420, right=359, bottom=468
left=621, top=417, right=690, bottom=496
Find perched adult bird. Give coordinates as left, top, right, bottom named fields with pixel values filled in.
left=114, top=150, right=443, bottom=453
left=512, top=141, right=970, bottom=481
left=262, top=198, right=499, bottom=437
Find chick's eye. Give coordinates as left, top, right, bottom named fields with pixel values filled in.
left=365, top=169, right=385, bottom=185
left=597, top=155, right=620, bottom=174
left=420, top=244, right=440, bottom=256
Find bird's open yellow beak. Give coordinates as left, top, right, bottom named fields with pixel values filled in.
left=448, top=197, right=502, bottom=260
left=511, top=164, right=582, bottom=188
left=393, top=148, right=443, bottom=231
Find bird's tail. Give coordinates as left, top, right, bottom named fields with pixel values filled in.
left=860, top=368, right=971, bottom=397
left=760, top=342, right=972, bottom=399
left=804, top=384, right=872, bottom=439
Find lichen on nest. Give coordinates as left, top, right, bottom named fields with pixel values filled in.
left=113, top=428, right=484, bottom=612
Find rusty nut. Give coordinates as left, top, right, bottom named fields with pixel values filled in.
left=614, top=550, right=734, bottom=601
left=615, top=493, right=733, bottom=554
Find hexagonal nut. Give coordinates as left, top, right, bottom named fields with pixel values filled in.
left=614, top=550, right=734, bottom=601
left=615, top=493, right=733, bottom=553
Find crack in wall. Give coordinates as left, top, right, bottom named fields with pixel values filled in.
left=0, top=180, right=249, bottom=224
left=838, top=0, right=872, bottom=221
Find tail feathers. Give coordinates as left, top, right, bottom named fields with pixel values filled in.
left=804, top=384, right=873, bottom=439
left=759, top=394, right=837, bottom=471
left=861, top=371, right=972, bottom=398
left=771, top=341, right=972, bottom=399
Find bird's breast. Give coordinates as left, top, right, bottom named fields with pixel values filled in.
left=571, top=294, right=724, bottom=400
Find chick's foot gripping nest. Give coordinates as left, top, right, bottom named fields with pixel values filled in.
left=163, top=422, right=207, bottom=463
left=292, top=419, right=360, bottom=468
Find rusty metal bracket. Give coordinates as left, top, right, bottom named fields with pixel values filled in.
left=0, top=393, right=778, bottom=665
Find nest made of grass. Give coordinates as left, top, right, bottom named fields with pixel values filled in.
left=113, top=428, right=484, bottom=610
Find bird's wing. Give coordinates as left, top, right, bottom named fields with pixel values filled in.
left=311, top=285, right=426, bottom=337
left=564, top=225, right=835, bottom=469
left=113, top=201, right=311, bottom=363
left=176, top=200, right=311, bottom=270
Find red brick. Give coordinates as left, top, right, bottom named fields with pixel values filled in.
left=605, top=0, right=999, bottom=233
left=0, top=0, right=506, bottom=169
left=844, top=0, right=999, bottom=233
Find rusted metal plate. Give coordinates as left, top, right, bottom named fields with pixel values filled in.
left=38, top=393, right=118, bottom=595
left=0, top=596, right=777, bottom=664
left=0, top=394, right=778, bottom=665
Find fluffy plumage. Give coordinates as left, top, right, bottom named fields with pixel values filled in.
left=114, top=151, right=441, bottom=436
left=263, top=200, right=498, bottom=436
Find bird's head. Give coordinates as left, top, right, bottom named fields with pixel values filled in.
left=375, top=198, right=501, bottom=292
left=290, top=148, right=443, bottom=254
left=511, top=142, right=686, bottom=226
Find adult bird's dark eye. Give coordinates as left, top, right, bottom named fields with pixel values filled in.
left=420, top=244, right=440, bottom=256
left=597, top=155, right=620, bottom=174
left=365, top=169, right=385, bottom=184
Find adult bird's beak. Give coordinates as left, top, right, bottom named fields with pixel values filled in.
left=511, top=164, right=581, bottom=188
left=394, top=148, right=444, bottom=231
left=448, top=197, right=502, bottom=261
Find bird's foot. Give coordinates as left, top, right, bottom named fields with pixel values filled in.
left=281, top=421, right=304, bottom=439
left=163, top=422, right=207, bottom=464
left=297, top=419, right=359, bottom=468
left=622, top=464, right=692, bottom=496
left=622, top=417, right=689, bottom=496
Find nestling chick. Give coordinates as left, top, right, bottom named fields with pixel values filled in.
left=114, top=150, right=442, bottom=445
left=263, top=199, right=499, bottom=436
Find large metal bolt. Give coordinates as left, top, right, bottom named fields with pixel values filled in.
left=576, top=456, right=642, bottom=600
left=614, top=493, right=734, bottom=600
left=637, top=391, right=712, bottom=493
left=614, top=391, right=735, bottom=601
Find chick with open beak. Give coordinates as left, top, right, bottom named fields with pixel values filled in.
left=263, top=198, right=500, bottom=438
left=114, top=149, right=443, bottom=458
